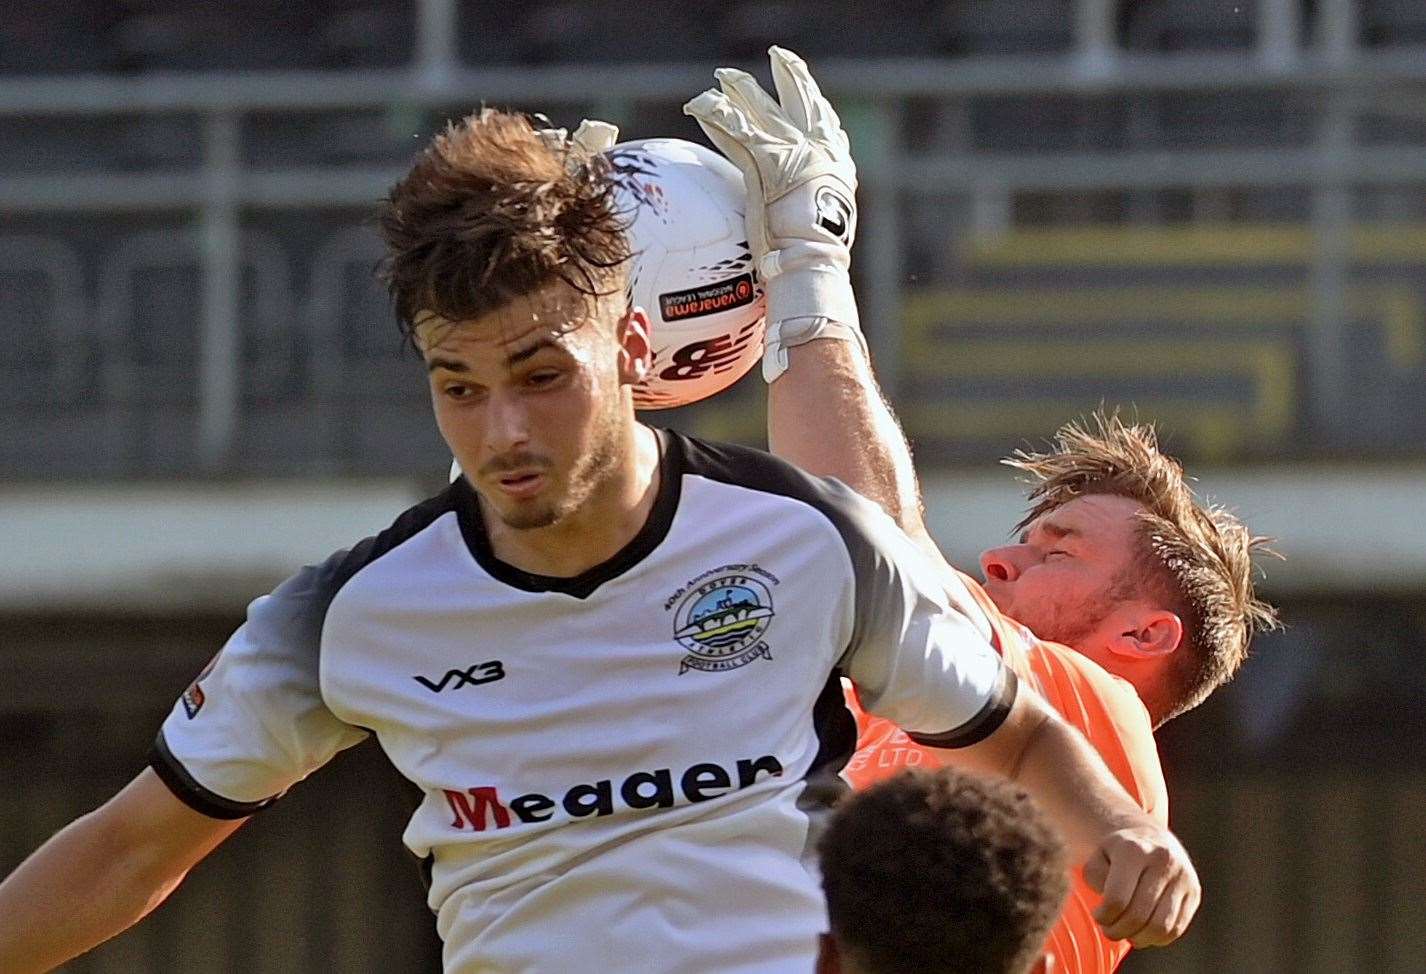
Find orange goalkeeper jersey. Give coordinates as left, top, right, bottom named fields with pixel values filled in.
left=843, top=570, right=1168, bottom=974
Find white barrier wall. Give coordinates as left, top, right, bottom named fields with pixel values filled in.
left=0, top=481, right=426, bottom=612
left=1, top=465, right=1420, bottom=612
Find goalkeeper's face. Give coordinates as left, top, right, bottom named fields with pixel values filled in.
left=417, top=281, right=652, bottom=532
left=979, top=494, right=1183, bottom=672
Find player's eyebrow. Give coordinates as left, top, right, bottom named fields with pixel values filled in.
left=424, top=337, right=565, bottom=374
left=426, top=356, right=469, bottom=374
left=1020, top=522, right=1080, bottom=545
left=504, top=336, right=562, bottom=367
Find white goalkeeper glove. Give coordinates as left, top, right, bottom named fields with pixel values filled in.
left=684, top=45, right=863, bottom=382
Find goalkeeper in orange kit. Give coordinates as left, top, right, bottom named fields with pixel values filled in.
left=687, top=47, right=1278, bottom=973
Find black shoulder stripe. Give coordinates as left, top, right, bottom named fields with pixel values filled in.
left=665, top=430, right=877, bottom=570
left=665, top=429, right=857, bottom=514
left=906, top=665, right=1018, bottom=750
left=328, top=483, right=464, bottom=595
left=149, top=730, right=278, bottom=820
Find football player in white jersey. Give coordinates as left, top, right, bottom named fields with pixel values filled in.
left=0, top=106, right=1195, bottom=973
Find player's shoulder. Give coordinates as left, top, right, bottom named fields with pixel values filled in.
left=1029, top=636, right=1166, bottom=815
left=663, top=427, right=890, bottom=532
left=1034, top=635, right=1146, bottom=717
left=268, top=481, right=465, bottom=613
left=1063, top=644, right=1143, bottom=707
left=333, top=481, right=463, bottom=581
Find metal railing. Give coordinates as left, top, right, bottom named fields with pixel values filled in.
left=3, top=0, right=1425, bottom=472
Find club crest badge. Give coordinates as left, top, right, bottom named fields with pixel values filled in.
left=667, top=565, right=778, bottom=674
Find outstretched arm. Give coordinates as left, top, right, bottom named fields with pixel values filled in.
left=685, top=49, right=937, bottom=556
left=0, top=768, right=245, bottom=973
left=768, top=340, right=934, bottom=551
left=951, top=683, right=1199, bottom=947
left=691, top=48, right=1200, bottom=950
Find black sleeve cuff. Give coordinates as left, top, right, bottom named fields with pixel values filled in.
left=906, top=665, right=1018, bottom=750
left=149, top=731, right=279, bottom=820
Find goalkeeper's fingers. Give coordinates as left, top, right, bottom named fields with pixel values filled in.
left=713, top=68, right=802, bottom=143
left=768, top=46, right=848, bottom=153
left=683, top=89, right=768, bottom=172
left=570, top=119, right=618, bottom=155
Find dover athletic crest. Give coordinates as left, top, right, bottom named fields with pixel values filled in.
left=667, top=565, right=778, bottom=674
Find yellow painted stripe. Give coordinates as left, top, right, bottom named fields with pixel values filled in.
left=904, top=287, right=1311, bottom=331
left=963, top=223, right=1426, bottom=267
left=1379, top=286, right=1426, bottom=366
left=899, top=338, right=1296, bottom=444
left=905, top=285, right=1424, bottom=368
left=901, top=400, right=1264, bottom=462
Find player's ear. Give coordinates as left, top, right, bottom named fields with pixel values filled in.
left=616, top=305, right=653, bottom=386
left=1106, top=609, right=1183, bottom=661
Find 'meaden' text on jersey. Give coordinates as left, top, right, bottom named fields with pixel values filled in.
left=444, top=754, right=784, bottom=831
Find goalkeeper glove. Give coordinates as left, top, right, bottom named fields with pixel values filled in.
left=684, top=46, right=863, bottom=382
left=534, top=117, right=620, bottom=165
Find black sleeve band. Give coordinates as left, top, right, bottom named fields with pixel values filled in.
left=148, top=731, right=279, bottom=820
left=906, top=665, right=1018, bottom=750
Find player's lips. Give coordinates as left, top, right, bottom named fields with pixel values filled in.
left=493, top=471, right=547, bottom=499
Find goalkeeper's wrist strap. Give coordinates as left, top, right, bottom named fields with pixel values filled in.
left=762, top=315, right=870, bottom=383
left=758, top=243, right=860, bottom=328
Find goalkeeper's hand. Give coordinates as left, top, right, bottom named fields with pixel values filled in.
left=534, top=117, right=620, bottom=166
left=684, top=46, right=863, bottom=382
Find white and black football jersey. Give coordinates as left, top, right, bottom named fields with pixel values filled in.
left=152, top=429, right=1015, bottom=974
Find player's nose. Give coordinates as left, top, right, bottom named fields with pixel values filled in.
left=980, top=546, right=1026, bottom=583
left=483, top=389, right=531, bottom=453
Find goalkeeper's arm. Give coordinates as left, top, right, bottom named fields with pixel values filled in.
left=0, top=767, right=245, bottom=973
left=685, top=47, right=938, bottom=558
left=767, top=338, right=936, bottom=554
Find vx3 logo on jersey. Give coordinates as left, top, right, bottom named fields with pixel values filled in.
left=414, top=660, right=506, bottom=693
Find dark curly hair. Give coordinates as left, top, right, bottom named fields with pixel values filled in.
left=819, top=769, right=1069, bottom=974
left=378, top=108, right=631, bottom=349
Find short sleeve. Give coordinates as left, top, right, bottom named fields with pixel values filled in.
left=150, top=552, right=369, bottom=818
left=837, top=491, right=1018, bottom=749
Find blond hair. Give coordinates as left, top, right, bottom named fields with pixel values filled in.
left=1005, top=412, right=1280, bottom=723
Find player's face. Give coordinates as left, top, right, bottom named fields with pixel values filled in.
left=979, top=494, right=1151, bottom=653
left=418, top=283, right=650, bottom=531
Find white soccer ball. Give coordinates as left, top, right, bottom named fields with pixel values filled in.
left=607, top=138, right=766, bottom=410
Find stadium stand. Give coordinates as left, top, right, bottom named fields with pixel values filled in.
left=931, top=0, right=1075, bottom=55
left=4, top=0, right=1426, bottom=474
left=1119, top=0, right=1258, bottom=52
left=1361, top=0, right=1426, bottom=47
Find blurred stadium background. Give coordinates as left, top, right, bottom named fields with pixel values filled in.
left=3, top=1, right=1425, bottom=971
